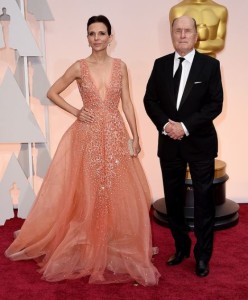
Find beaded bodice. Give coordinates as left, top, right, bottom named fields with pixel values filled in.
left=77, top=58, right=122, bottom=113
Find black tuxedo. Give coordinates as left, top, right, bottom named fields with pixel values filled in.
left=144, top=51, right=223, bottom=262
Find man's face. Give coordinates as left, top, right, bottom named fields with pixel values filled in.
left=171, top=16, right=198, bottom=56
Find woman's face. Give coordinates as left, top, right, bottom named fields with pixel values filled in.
left=87, top=22, right=112, bottom=51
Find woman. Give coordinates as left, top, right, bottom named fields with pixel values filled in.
left=5, top=15, right=160, bottom=286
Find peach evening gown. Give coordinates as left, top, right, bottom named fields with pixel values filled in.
left=5, top=58, right=160, bottom=286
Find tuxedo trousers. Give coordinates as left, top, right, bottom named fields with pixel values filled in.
left=160, top=157, right=215, bottom=262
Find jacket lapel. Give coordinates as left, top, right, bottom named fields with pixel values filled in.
left=165, top=53, right=176, bottom=105
left=179, top=51, right=203, bottom=109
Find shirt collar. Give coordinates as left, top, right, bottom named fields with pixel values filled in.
left=175, top=49, right=195, bottom=63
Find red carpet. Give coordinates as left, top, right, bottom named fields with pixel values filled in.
left=1, top=204, right=248, bottom=300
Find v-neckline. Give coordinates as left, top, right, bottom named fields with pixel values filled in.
left=84, top=58, right=115, bottom=101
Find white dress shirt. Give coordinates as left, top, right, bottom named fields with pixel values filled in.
left=174, top=50, right=195, bottom=110
left=163, top=49, right=195, bottom=136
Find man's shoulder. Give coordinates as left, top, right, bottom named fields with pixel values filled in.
left=195, top=51, right=220, bottom=65
left=155, top=53, right=174, bottom=64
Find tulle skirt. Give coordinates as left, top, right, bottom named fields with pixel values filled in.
left=5, top=120, right=160, bottom=286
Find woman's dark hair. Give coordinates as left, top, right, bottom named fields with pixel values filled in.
left=87, top=15, right=112, bottom=35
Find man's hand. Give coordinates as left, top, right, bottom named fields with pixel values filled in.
left=165, top=119, right=184, bottom=140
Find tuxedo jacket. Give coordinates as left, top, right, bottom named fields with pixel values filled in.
left=144, top=50, right=223, bottom=161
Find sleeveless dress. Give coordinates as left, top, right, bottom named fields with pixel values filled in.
left=5, top=58, right=160, bottom=286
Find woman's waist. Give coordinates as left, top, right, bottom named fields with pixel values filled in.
left=83, top=106, right=120, bottom=114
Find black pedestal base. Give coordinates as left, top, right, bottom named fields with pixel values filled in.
left=153, top=198, right=239, bottom=230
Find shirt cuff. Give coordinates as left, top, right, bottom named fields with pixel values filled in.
left=162, top=122, right=169, bottom=135
left=181, top=122, right=189, bottom=136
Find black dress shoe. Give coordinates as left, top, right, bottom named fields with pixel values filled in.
left=167, top=251, right=190, bottom=266
left=195, top=260, right=209, bottom=277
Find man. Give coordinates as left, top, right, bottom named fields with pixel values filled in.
left=144, top=16, right=223, bottom=277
